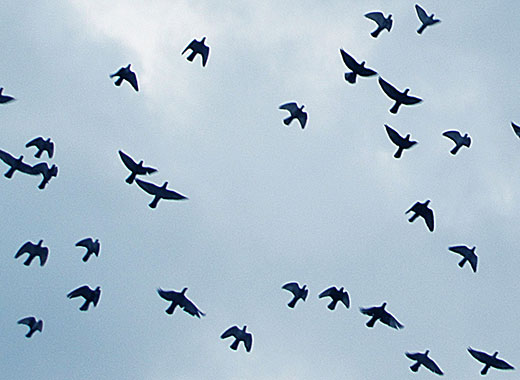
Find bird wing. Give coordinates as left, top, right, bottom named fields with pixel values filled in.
left=221, top=326, right=240, bottom=339
left=179, top=295, right=205, bottom=317
left=182, top=39, right=197, bottom=55
left=341, top=291, right=350, bottom=308
left=0, top=149, right=16, bottom=166
left=405, top=352, right=422, bottom=361
left=468, top=253, right=478, bottom=273
left=15, top=242, right=34, bottom=258
left=47, top=141, right=54, bottom=158
left=359, top=306, right=378, bottom=316
left=161, top=187, right=189, bottom=200
left=415, top=4, right=429, bottom=23
left=279, top=102, right=299, bottom=113
left=127, top=71, right=139, bottom=91
left=357, top=66, right=377, bottom=77
left=110, top=67, right=125, bottom=78
left=25, top=137, right=44, bottom=149
left=406, top=202, right=420, bottom=214
left=423, top=208, right=434, bottom=232
left=157, top=288, right=177, bottom=301
left=67, top=285, right=91, bottom=299
left=378, top=77, right=401, bottom=100
left=448, top=245, right=469, bottom=256
left=119, top=150, right=138, bottom=172
left=76, top=238, right=93, bottom=249
left=364, top=12, right=385, bottom=25
left=511, top=122, right=520, bottom=138
left=318, top=286, right=337, bottom=299
left=282, top=282, right=301, bottom=296
left=39, top=247, right=49, bottom=266
left=18, top=316, right=36, bottom=326
left=135, top=179, right=160, bottom=195
left=143, top=166, right=158, bottom=175
left=339, top=49, right=360, bottom=71
left=201, top=45, right=210, bottom=67
left=244, top=333, right=253, bottom=352
left=468, top=347, right=490, bottom=364
left=380, top=311, right=404, bottom=329
left=297, top=112, right=308, bottom=129
left=423, top=356, right=444, bottom=375
left=442, top=130, right=462, bottom=143
left=93, top=289, right=101, bottom=306
left=492, top=357, right=515, bottom=370
left=401, top=94, right=422, bottom=105
left=385, top=125, right=404, bottom=146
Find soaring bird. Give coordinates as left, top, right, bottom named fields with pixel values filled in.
left=221, top=325, right=253, bottom=352
left=28, top=162, right=58, bottom=189
left=182, top=37, right=210, bottom=67
left=468, top=347, right=515, bottom=375
left=360, top=302, right=404, bottom=329
left=442, top=131, right=471, bottom=155
left=319, top=286, right=350, bottom=310
left=379, top=77, right=422, bottom=114
left=339, top=49, right=377, bottom=84
left=385, top=125, right=417, bottom=158
left=448, top=245, right=478, bottom=273
left=25, top=137, right=54, bottom=158
left=110, top=64, right=139, bottom=91
left=0, top=150, right=34, bottom=178
left=415, top=4, right=441, bottom=34
left=406, top=200, right=434, bottom=232
left=157, top=288, right=205, bottom=318
left=67, top=285, right=101, bottom=311
left=135, top=179, right=188, bottom=208
left=15, top=240, right=49, bottom=267
left=75, top=238, right=100, bottom=262
left=364, top=12, right=393, bottom=38
left=279, top=102, right=308, bottom=129
left=0, top=87, right=15, bottom=103
left=17, top=317, right=43, bottom=338
left=406, top=350, right=444, bottom=375
left=511, top=122, right=520, bottom=138
left=282, top=282, right=308, bottom=308
left=118, top=150, right=157, bottom=184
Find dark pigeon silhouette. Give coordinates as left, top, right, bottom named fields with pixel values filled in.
left=449, top=245, right=478, bottom=273
left=110, top=64, right=138, bottom=91
left=282, top=282, right=308, bottom=308
left=406, top=350, right=444, bottom=375
left=379, top=77, right=422, bottom=114
left=0, top=150, right=34, bottom=178
left=25, top=137, right=54, bottom=158
left=385, top=125, right=417, bottom=158
left=182, top=37, right=210, bottom=67
left=17, top=317, right=43, bottom=338
left=360, top=302, right=404, bottom=329
left=339, top=49, right=377, bottom=84
left=15, top=240, right=49, bottom=267
left=157, top=288, right=205, bottom=318
left=406, top=200, right=434, bottom=232
left=75, top=238, right=100, bottom=262
left=135, top=179, right=188, bottom=208
left=415, top=4, right=441, bottom=34
left=118, top=150, right=157, bottom=184
left=319, top=286, right=350, bottom=310
left=67, top=285, right=101, bottom=311
left=365, top=12, right=393, bottom=38
left=468, top=347, right=515, bottom=375
left=28, top=162, right=58, bottom=189
left=221, top=325, right=253, bottom=352
left=511, top=122, right=520, bottom=138
left=279, top=102, right=307, bottom=129
left=0, top=87, right=15, bottom=103
left=443, top=130, right=471, bottom=155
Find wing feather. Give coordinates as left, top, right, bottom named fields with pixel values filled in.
left=221, top=326, right=240, bottom=339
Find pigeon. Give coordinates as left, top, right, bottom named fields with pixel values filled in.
left=406, top=350, right=444, bottom=375
left=385, top=125, right=417, bottom=158
left=221, top=325, right=253, bottom=352
left=279, top=102, right=307, bottom=129
left=182, top=37, right=210, bottom=67
left=135, top=179, right=188, bottom=208
left=449, top=245, right=478, bottom=273
left=25, top=137, right=54, bottom=158
left=15, top=240, right=49, bottom=267
left=75, top=238, right=100, bottom=262
left=110, top=64, right=139, bottom=91
left=511, top=122, right=520, bottom=138
left=442, top=131, right=471, bottom=155
left=0, top=87, right=15, bottom=103
left=468, top=347, right=515, bottom=375
left=319, top=286, right=350, bottom=310
left=28, top=162, right=58, bottom=189
left=415, top=4, right=441, bottom=34
left=339, top=49, right=377, bottom=84
left=364, top=12, right=393, bottom=38
left=67, top=285, right=101, bottom=311
left=360, top=302, right=404, bottom=329
left=118, top=150, right=157, bottom=184
left=17, top=317, right=43, bottom=338
left=406, top=200, right=434, bottom=232
left=0, top=150, right=34, bottom=178
left=282, top=282, right=308, bottom=308
left=157, top=288, right=205, bottom=318
left=379, top=77, right=422, bottom=114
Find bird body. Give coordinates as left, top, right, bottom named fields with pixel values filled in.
left=406, top=200, right=434, bottom=232
left=319, top=286, right=350, bottom=310
left=76, top=238, right=100, bottom=262
left=182, top=37, right=210, bottom=67
left=282, top=282, right=308, bottom=308
left=25, top=137, right=54, bottom=158
left=468, top=347, right=515, bottom=375
left=221, top=325, right=253, bottom=352
left=135, top=179, right=188, bottom=208
left=118, top=150, right=157, bottom=184
left=379, top=77, right=422, bottom=114
left=15, top=240, right=49, bottom=266
left=365, top=12, right=392, bottom=38
left=406, top=350, right=444, bottom=375
left=17, top=316, right=43, bottom=338
left=449, top=245, right=477, bottom=272
left=339, top=49, right=377, bottom=84
left=67, top=285, right=101, bottom=311
left=0, top=150, right=34, bottom=178
left=360, top=302, right=403, bottom=329
left=442, top=130, right=471, bottom=155
left=157, top=288, right=205, bottom=318
left=110, top=64, right=139, bottom=91
left=279, top=102, right=307, bottom=129
left=385, top=125, right=417, bottom=158
left=415, top=4, right=441, bottom=34
left=0, top=87, right=15, bottom=103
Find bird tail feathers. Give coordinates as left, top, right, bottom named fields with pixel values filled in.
left=344, top=72, right=357, bottom=84
left=410, top=362, right=421, bottom=372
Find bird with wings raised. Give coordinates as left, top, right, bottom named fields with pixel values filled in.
left=360, top=302, right=404, bottom=330
left=279, top=102, right=307, bottom=129
left=135, top=179, right=188, bottom=208
left=415, top=4, right=441, bottom=34
left=25, top=137, right=54, bottom=158
left=319, top=286, right=350, bottom=310
left=27, top=162, right=58, bottom=189
left=0, top=150, right=34, bottom=178
left=15, top=240, right=49, bottom=267
left=75, top=237, right=100, bottom=262
left=379, top=77, right=422, bottom=114
left=118, top=150, right=157, bottom=184
left=182, top=37, right=210, bottom=67
left=221, top=325, right=253, bottom=352
left=339, top=49, right=377, bottom=84
left=0, top=87, right=15, bottom=104
left=385, top=125, right=417, bottom=159
left=406, top=200, right=434, bottom=232
left=364, top=12, right=392, bottom=38
left=406, top=350, right=444, bottom=375
left=17, top=316, right=43, bottom=338
left=449, top=245, right=478, bottom=273
left=157, top=288, right=205, bottom=318
left=468, top=347, right=515, bottom=375
left=67, top=285, right=101, bottom=311
left=110, top=64, right=138, bottom=91
left=442, top=130, right=471, bottom=155
left=282, top=282, right=308, bottom=308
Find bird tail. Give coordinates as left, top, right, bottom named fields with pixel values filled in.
left=410, top=362, right=421, bottom=372
left=80, top=302, right=89, bottom=311
left=126, top=172, right=136, bottom=184
left=458, top=258, right=467, bottom=268
left=344, top=72, right=357, bottom=84
left=366, top=317, right=377, bottom=328
left=371, top=28, right=382, bottom=38
left=408, top=214, right=419, bottom=223
left=481, top=364, right=490, bottom=375
left=394, top=147, right=404, bottom=159
left=26, top=330, right=34, bottom=338
left=283, top=117, right=293, bottom=126
left=115, top=77, right=123, bottom=86
left=4, top=168, right=15, bottom=178
left=35, top=150, right=42, bottom=158
left=230, top=340, right=239, bottom=351
left=24, top=256, right=34, bottom=266
left=417, top=25, right=426, bottom=34
left=38, top=179, right=48, bottom=190
left=149, top=197, right=160, bottom=209
left=390, top=102, right=400, bottom=114
left=328, top=300, right=338, bottom=310
left=450, top=145, right=461, bottom=155
left=165, top=303, right=176, bottom=315
left=82, top=253, right=90, bottom=262
left=187, top=52, right=197, bottom=62
left=287, top=298, right=297, bottom=308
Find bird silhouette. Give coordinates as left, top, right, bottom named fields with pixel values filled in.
left=110, top=64, right=138, bottom=91
left=279, top=102, right=308, bottom=129
left=468, top=347, right=515, bottom=375
left=282, top=282, right=308, bottom=308
left=135, top=179, right=188, bottom=208
left=511, top=122, right=520, bottom=138
left=406, top=200, right=434, bottom=232
left=0, top=87, right=15, bottom=103
left=360, top=302, right=404, bottom=329
left=364, top=12, right=393, bottom=38
left=157, top=288, right=205, bottom=318
left=118, top=150, right=157, bottom=184
left=415, top=4, right=441, bottom=34
left=221, top=325, right=253, bottom=352
left=406, top=350, right=444, bottom=375
left=182, top=37, right=210, bottom=67
left=67, top=285, right=101, bottom=311
left=17, top=317, right=43, bottom=338
left=25, top=137, right=54, bottom=158
left=319, top=286, right=350, bottom=310
left=28, top=162, right=58, bottom=189
left=442, top=130, right=471, bottom=155
left=15, top=240, right=49, bottom=267
left=385, top=125, right=417, bottom=158
left=75, top=238, right=100, bottom=262
left=0, top=150, right=34, bottom=178
left=449, top=245, right=478, bottom=273
left=339, top=49, right=377, bottom=84
left=378, top=77, right=422, bottom=114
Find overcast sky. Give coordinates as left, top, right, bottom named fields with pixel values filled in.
left=1, top=1, right=519, bottom=379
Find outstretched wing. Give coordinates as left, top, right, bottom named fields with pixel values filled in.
left=511, top=122, right=520, bottom=138
left=405, top=352, right=422, bottom=361
left=221, top=326, right=240, bottom=339
left=364, top=12, right=385, bottom=25
left=423, top=357, right=444, bottom=375
left=359, top=306, right=378, bottom=316
left=25, top=137, right=44, bottom=149
left=385, top=125, right=404, bottom=146
left=135, top=179, right=160, bottom=195
left=127, top=71, right=139, bottom=91
left=39, top=247, right=49, bottom=266
left=378, top=77, right=401, bottom=100
left=182, top=39, right=197, bottom=55
left=201, top=45, right=210, bottom=67
left=318, top=286, right=337, bottom=299
left=15, top=242, right=33, bottom=258
left=423, top=208, right=434, bottom=232
left=0, top=149, right=16, bottom=166
left=448, top=245, right=468, bottom=256
left=468, top=253, right=478, bottom=273
left=162, top=187, right=188, bottom=200
left=492, top=357, right=515, bottom=370
left=340, top=291, right=350, bottom=308
left=157, top=288, right=177, bottom=301
left=468, top=347, right=490, bottom=364
left=67, top=286, right=91, bottom=299
left=415, top=4, right=429, bottom=23
left=339, top=49, right=360, bottom=71
left=380, top=311, right=404, bottom=329
left=17, top=316, right=36, bottom=326
left=279, top=102, right=299, bottom=114
left=244, top=333, right=253, bottom=352
left=180, top=295, right=205, bottom=318
left=76, top=238, right=93, bottom=249
left=442, top=130, right=462, bottom=143
left=282, top=282, right=300, bottom=296
left=119, top=150, right=138, bottom=171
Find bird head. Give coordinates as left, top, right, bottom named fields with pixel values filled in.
left=0, top=88, right=3, bottom=94
left=403, top=89, right=410, bottom=95
left=425, top=350, right=430, bottom=355
left=126, top=64, right=131, bottom=69
left=471, top=246, right=476, bottom=252
left=388, top=14, right=393, bottom=19
left=360, top=61, right=366, bottom=67
left=201, top=36, right=206, bottom=43
left=181, top=287, right=188, bottom=294
left=242, top=325, right=247, bottom=331
left=405, top=134, right=411, bottom=140
left=424, top=200, right=431, bottom=206
left=162, top=181, right=169, bottom=188
left=17, top=155, right=24, bottom=161
left=38, top=239, right=44, bottom=246
left=339, top=287, right=344, bottom=292
left=493, top=352, right=499, bottom=357
left=381, top=302, right=387, bottom=309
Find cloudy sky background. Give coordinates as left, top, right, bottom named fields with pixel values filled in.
left=2, top=1, right=519, bottom=379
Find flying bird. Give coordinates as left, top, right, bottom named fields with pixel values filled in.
left=385, top=125, right=417, bottom=158
left=67, top=285, right=101, bottom=311
left=319, top=286, right=350, bottom=310
left=379, top=77, right=422, bottom=114
left=157, top=288, right=205, bottom=318
left=0, top=87, right=15, bottom=103
left=75, top=238, right=100, bottom=262
left=221, top=325, right=253, bottom=352
left=415, top=4, right=441, bottom=34
left=110, top=64, right=139, bottom=91
left=406, top=200, right=434, bottom=232
left=406, top=350, right=444, bottom=375
left=442, top=130, right=471, bottom=155
left=0, top=150, right=34, bottom=178
left=118, top=150, right=157, bottom=184
left=360, top=302, right=404, bottom=329
left=449, top=245, right=478, bottom=273
left=339, top=49, right=377, bottom=84
left=135, top=179, right=188, bottom=208
left=468, top=347, right=515, bottom=375
left=15, top=240, right=49, bottom=267
left=279, top=102, right=307, bottom=129
left=182, top=37, right=210, bottom=67
left=28, top=162, right=58, bottom=189
left=364, top=12, right=393, bottom=38
left=25, top=137, right=54, bottom=158
left=511, top=122, right=520, bottom=138
left=17, top=317, right=43, bottom=338
left=282, top=282, right=308, bottom=308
